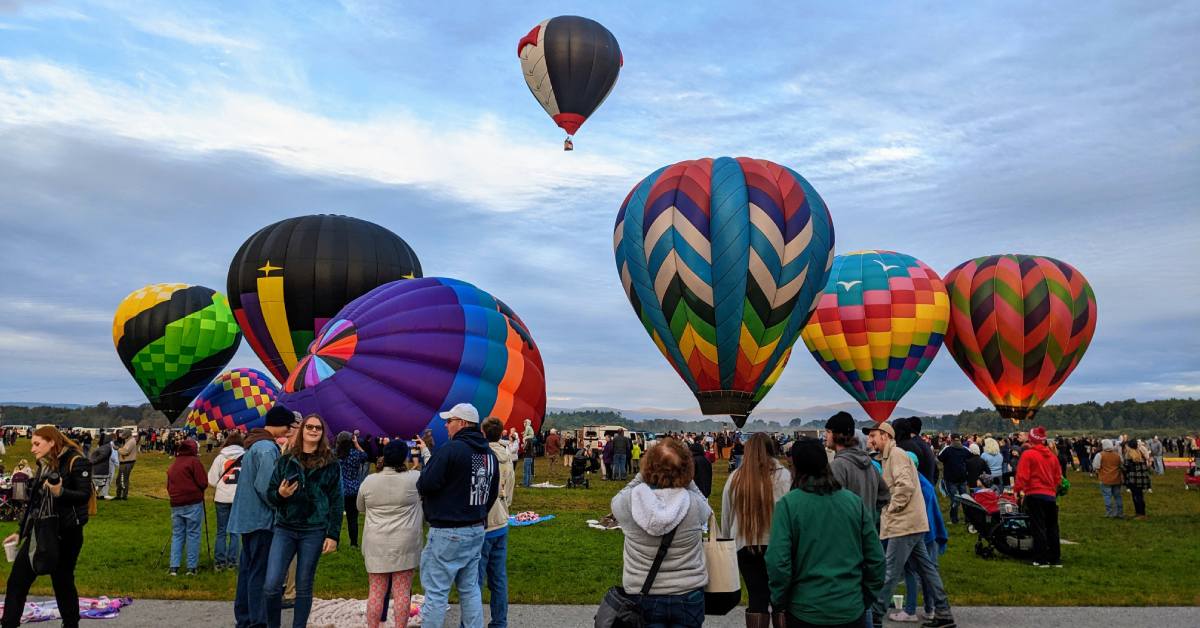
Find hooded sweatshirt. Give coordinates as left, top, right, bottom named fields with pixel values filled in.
left=207, top=443, right=246, bottom=504
left=830, top=446, right=891, bottom=522
left=720, top=459, right=792, bottom=550
left=416, top=426, right=500, bottom=528
left=1094, top=440, right=1123, bottom=486
left=167, top=439, right=209, bottom=507
left=611, top=475, right=712, bottom=595
left=1014, top=443, right=1062, bottom=498
left=487, top=441, right=515, bottom=534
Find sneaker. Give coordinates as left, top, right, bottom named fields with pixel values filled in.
left=1050, top=562, right=1064, bottom=568
left=888, top=610, right=921, bottom=622
left=185, top=568, right=197, bottom=576
left=921, top=619, right=957, bottom=628
left=919, top=610, right=935, bottom=620
left=214, top=563, right=224, bottom=573
left=168, top=568, right=178, bottom=576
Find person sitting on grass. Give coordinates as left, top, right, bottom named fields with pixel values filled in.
left=166, top=438, right=209, bottom=576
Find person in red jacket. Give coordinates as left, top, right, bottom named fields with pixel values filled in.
left=1014, top=426, right=1063, bottom=568
left=166, top=438, right=209, bottom=576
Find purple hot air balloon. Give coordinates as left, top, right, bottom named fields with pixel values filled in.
left=278, top=277, right=546, bottom=444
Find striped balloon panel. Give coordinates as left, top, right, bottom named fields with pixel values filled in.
left=280, top=277, right=546, bottom=444
left=184, top=368, right=280, bottom=435
left=614, top=157, right=835, bottom=419
left=943, top=254, right=1098, bottom=421
left=112, top=284, right=243, bottom=421
left=800, top=251, right=949, bottom=422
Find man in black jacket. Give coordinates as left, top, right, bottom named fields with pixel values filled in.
left=895, top=418, right=938, bottom=485
left=416, top=403, right=499, bottom=628
left=688, top=441, right=713, bottom=498
left=937, top=434, right=972, bottom=524
left=610, top=430, right=632, bottom=481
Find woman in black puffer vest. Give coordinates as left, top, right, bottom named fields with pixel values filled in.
left=2, top=426, right=92, bottom=628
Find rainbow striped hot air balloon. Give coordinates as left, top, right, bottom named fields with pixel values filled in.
left=943, top=254, right=1098, bottom=423
left=800, top=251, right=950, bottom=423
left=183, top=368, right=280, bottom=435
left=279, top=277, right=546, bottom=443
left=613, top=157, right=835, bottom=426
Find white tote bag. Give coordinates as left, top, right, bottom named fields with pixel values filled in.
left=703, top=513, right=741, bottom=615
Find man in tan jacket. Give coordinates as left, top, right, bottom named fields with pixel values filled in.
left=865, top=422, right=956, bottom=628
left=115, top=430, right=139, bottom=500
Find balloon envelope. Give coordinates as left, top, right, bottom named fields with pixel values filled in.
left=614, top=157, right=835, bottom=426
left=183, top=368, right=281, bottom=435
left=227, top=214, right=422, bottom=382
left=112, top=284, right=242, bottom=421
left=519, top=15, right=621, bottom=136
left=800, top=251, right=949, bottom=423
left=279, top=277, right=546, bottom=443
left=944, top=254, right=1097, bottom=422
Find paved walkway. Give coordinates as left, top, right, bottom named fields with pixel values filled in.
left=72, top=600, right=1200, bottom=627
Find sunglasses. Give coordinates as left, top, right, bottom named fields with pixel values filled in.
left=303, top=424, right=324, bottom=432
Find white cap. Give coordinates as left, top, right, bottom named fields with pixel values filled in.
left=439, top=403, right=480, bottom=424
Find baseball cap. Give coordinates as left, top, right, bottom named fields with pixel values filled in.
left=861, top=422, right=896, bottom=438
left=824, top=411, right=856, bottom=435
left=439, top=403, right=480, bottom=424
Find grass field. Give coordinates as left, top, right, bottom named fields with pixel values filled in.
left=2, top=440, right=1197, bottom=606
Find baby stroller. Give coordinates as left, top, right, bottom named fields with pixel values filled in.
left=1186, top=454, right=1200, bottom=490
left=959, top=489, right=1035, bottom=560
left=567, top=451, right=590, bottom=489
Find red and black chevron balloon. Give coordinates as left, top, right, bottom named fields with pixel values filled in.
left=944, top=254, right=1098, bottom=423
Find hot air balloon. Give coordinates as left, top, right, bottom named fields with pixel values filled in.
left=278, top=277, right=546, bottom=444
left=227, top=215, right=422, bottom=383
left=112, top=284, right=242, bottom=420
left=614, top=157, right=835, bottom=427
left=944, top=254, right=1098, bottom=423
left=800, top=251, right=950, bottom=423
left=518, top=15, right=621, bottom=149
left=183, top=368, right=281, bottom=435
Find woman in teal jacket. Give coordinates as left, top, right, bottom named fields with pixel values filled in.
left=765, top=438, right=885, bottom=628
left=264, top=414, right=344, bottom=628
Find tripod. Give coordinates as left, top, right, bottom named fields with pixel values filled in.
left=153, top=498, right=213, bottom=570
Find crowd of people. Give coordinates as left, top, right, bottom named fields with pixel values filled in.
left=0, top=418, right=1195, bottom=628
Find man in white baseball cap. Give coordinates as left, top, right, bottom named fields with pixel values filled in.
left=416, top=402, right=498, bottom=628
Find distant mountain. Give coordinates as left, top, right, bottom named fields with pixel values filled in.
left=1, top=402, right=86, bottom=409
left=551, top=402, right=929, bottom=424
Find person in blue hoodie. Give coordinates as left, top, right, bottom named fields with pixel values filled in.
left=416, top=403, right=499, bottom=628
left=229, top=405, right=296, bottom=628
left=889, top=451, right=949, bottom=623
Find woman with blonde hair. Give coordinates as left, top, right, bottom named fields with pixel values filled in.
left=981, top=438, right=1004, bottom=488
left=721, top=433, right=792, bottom=627
left=1123, top=440, right=1152, bottom=519
left=2, top=427, right=92, bottom=628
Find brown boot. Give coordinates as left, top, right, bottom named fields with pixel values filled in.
left=771, top=611, right=789, bottom=628
left=745, top=611, right=770, bottom=628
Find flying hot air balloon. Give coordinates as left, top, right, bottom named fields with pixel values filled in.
left=278, top=277, right=546, bottom=444
left=518, top=15, right=622, bottom=150
left=112, top=284, right=242, bottom=420
left=614, top=157, right=835, bottom=427
left=183, top=368, right=281, bottom=435
left=227, top=215, right=422, bottom=383
left=800, top=251, right=950, bottom=423
left=943, top=254, right=1098, bottom=423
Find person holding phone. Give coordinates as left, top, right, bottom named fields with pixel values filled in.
left=2, top=426, right=92, bottom=628
left=264, top=414, right=343, bottom=628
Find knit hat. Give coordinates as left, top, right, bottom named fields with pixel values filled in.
left=824, top=411, right=856, bottom=435
left=1029, top=426, right=1048, bottom=445
left=789, top=438, right=828, bottom=476
left=264, top=405, right=297, bottom=428
left=382, top=440, right=410, bottom=468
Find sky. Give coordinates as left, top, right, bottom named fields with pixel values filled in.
left=0, top=0, right=1197, bottom=415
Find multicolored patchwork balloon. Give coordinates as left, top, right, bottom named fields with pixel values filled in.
left=227, top=215, right=422, bottom=383
left=614, top=157, right=835, bottom=426
left=183, top=368, right=280, bottom=435
left=944, top=254, right=1098, bottom=423
left=112, top=284, right=242, bottom=421
left=800, top=251, right=949, bottom=423
left=279, top=277, right=546, bottom=443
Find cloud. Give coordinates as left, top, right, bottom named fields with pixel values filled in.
left=125, top=15, right=259, bottom=50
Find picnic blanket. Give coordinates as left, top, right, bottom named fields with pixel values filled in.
left=308, top=594, right=424, bottom=627
left=508, top=513, right=556, bottom=527
left=587, top=513, right=621, bottom=530
left=529, top=481, right=565, bottom=488
left=0, top=597, right=132, bottom=623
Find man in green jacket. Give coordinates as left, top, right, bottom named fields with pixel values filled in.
left=765, top=438, right=885, bottom=627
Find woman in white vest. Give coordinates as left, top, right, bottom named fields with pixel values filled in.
left=358, top=440, right=424, bottom=628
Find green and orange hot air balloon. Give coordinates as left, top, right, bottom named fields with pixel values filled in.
left=943, top=254, right=1098, bottom=423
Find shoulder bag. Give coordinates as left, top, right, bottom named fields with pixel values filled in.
left=703, top=512, right=742, bottom=615
left=594, top=526, right=678, bottom=628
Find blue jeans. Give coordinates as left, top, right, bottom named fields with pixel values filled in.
left=872, top=533, right=952, bottom=621
left=903, top=539, right=939, bottom=615
left=1100, top=484, right=1124, bottom=517
left=264, top=527, right=325, bottom=628
left=464, top=529, right=508, bottom=628
left=613, top=454, right=628, bottom=480
left=944, top=481, right=968, bottom=523
left=637, top=588, right=704, bottom=628
left=215, top=502, right=239, bottom=567
left=235, top=529, right=273, bottom=628
left=170, top=502, right=203, bottom=570
left=522, top=457, right=534, bottom=487
left=421, top=525, right=485, bottom=628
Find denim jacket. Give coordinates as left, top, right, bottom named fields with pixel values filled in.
left=227, top=437, right=279, bottom=534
